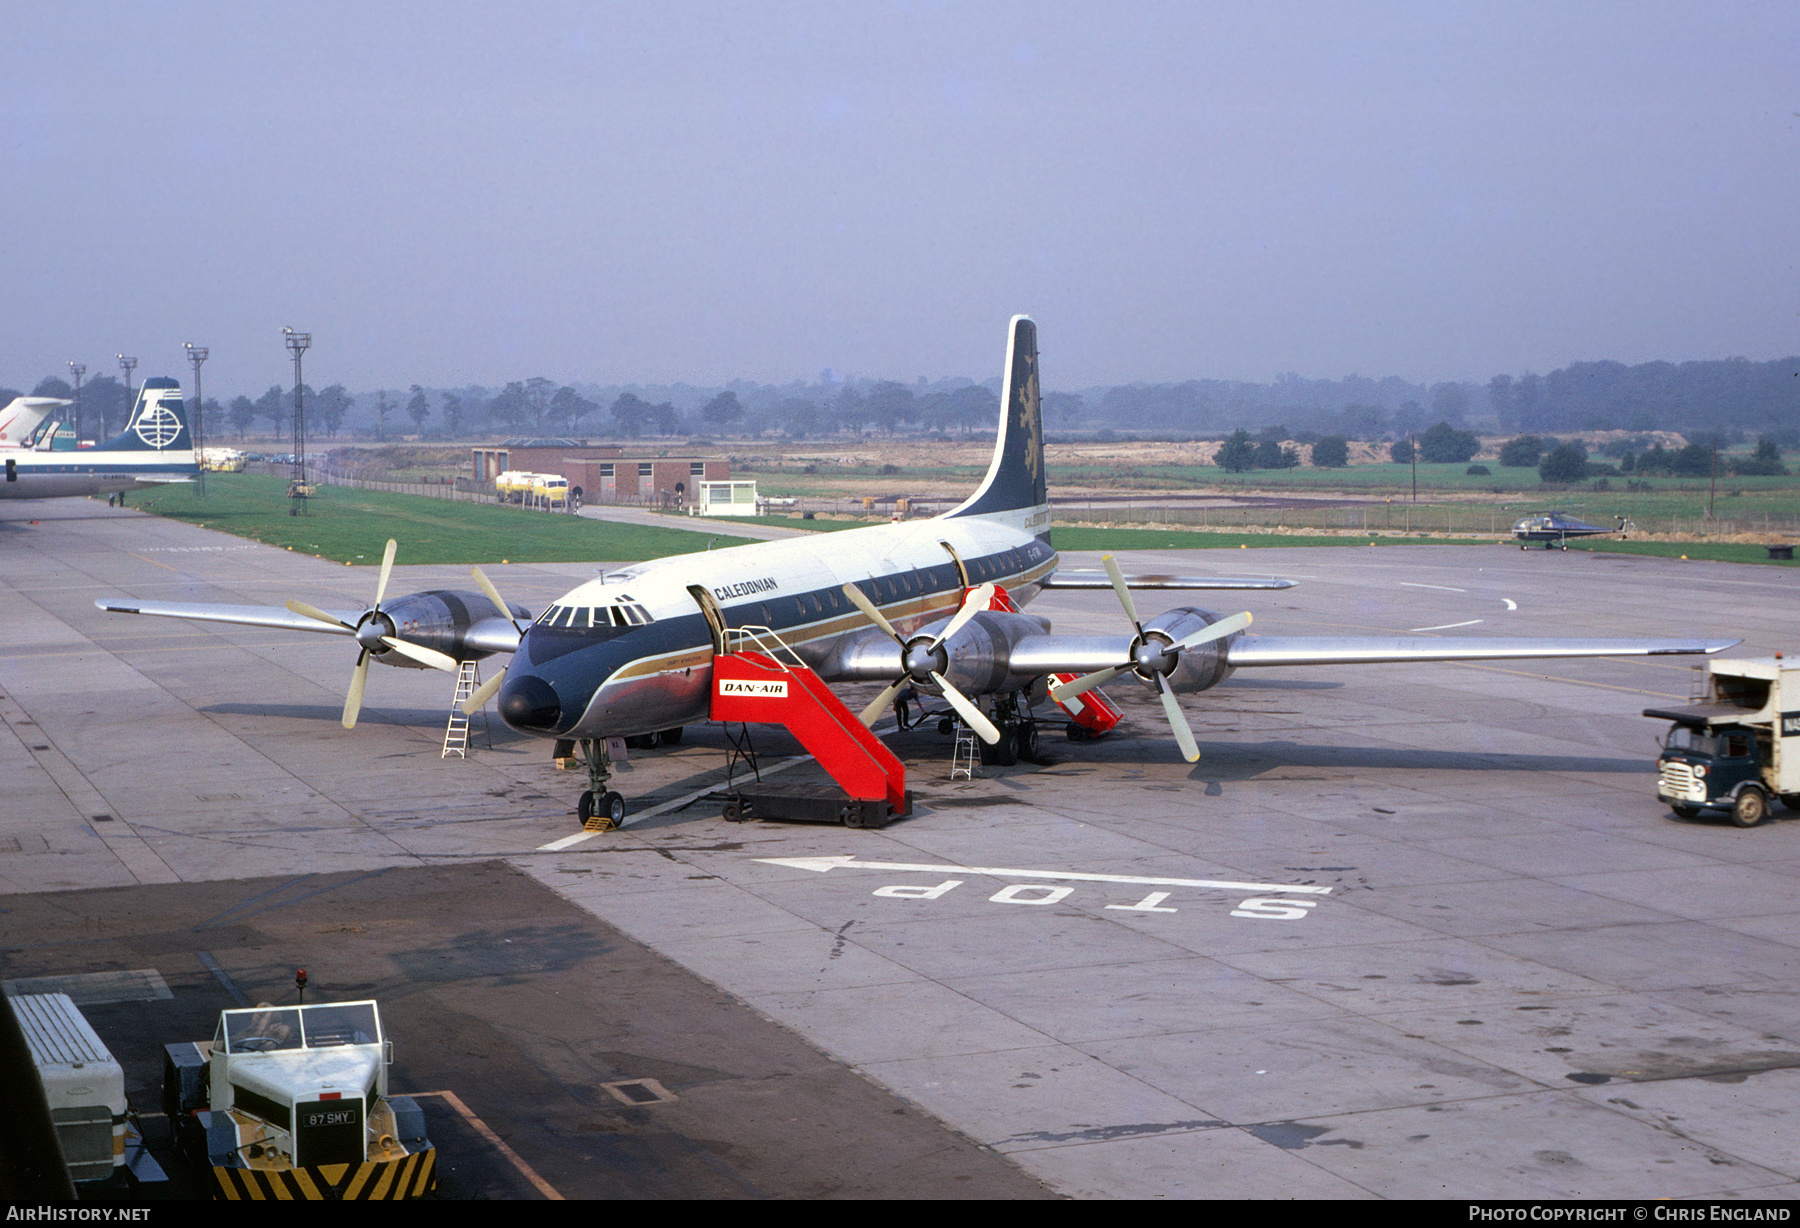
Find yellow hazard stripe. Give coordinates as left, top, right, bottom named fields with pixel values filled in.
left=211, top=1151, right=435, bottom=1200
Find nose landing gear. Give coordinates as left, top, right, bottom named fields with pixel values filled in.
left=557, top=737, right=625, bottom=831
left=557, top=730, right=686, bottom=831
left=579, top=787, right=626, bottom=830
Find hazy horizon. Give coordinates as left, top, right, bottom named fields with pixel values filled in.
left=5, top=2, right=1794, bottom=398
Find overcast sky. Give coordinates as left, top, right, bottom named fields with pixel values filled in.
left=4, top=2, right=1794, bottom=398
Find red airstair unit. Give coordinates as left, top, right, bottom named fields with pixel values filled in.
left=709, top=627, right=911, bottom=827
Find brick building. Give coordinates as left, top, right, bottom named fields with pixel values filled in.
left=471, top=439, right=729, bottom=507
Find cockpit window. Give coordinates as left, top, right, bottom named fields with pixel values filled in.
left=534, top=602, right=652, bottom=630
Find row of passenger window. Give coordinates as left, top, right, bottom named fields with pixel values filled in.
left=530, top=547, right=1046, bottom=635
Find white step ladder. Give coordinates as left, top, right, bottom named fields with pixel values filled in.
left=950, top=722, right=980, bottom=780
left=443, top=660, right=492, bottom=758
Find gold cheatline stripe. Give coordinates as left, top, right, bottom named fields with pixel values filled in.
left=608, top=560, right=1056, bottom=685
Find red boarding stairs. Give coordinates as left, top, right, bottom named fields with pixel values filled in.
left=709, top=626, right=911, bottom=828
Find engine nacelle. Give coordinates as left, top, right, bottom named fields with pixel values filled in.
left=367, top=589, right=527, bottom=668
left=938, top=610, right=1055, bottom=695
left=817, top=610, right=1052, bottom=693
left=1142, top=607, right=1238, bottom=694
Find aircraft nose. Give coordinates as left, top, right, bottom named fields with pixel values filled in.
left=498, top=674, right=561, bottom=731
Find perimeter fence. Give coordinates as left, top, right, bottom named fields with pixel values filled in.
left=260, top=464, right=1800, bottom=540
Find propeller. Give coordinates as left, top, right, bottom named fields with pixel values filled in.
left=842, top=581, right=1003, bottom=744
left=1046, top=553, right=1251, bottom=762
left=458, top=565, right=528, bottom=715
left=284, top=538, right=458, bottom=729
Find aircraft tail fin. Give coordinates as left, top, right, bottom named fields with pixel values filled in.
left=101, top=378, right=193, bottom=453
left=943, top=315, right=1048, bottom=533
left=0, top=397, right=70, bottom=448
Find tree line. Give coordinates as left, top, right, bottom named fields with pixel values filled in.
left=6, top=351, right=1793, bottom=446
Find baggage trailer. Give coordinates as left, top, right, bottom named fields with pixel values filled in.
left=11, top=992, right=163, bottom=1190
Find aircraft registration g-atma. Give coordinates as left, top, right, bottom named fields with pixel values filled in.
left=3, top=378, right=199, bottom=500
left=99, top=318, right=1737, bottom=828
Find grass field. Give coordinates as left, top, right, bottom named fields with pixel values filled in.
left=734, top=512, right=1800, bottom=567
left=129, top=475, right=756, bottom=565
left=131, top=472, right=1798, bottom=573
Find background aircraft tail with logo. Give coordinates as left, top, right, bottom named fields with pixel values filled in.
left=107, top=378, right=195, bottom=453
left=0, top=396, right=72, bottom=449
left=1, top=377, right=198, bottom=499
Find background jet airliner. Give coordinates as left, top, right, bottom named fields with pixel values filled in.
left=99, top=317, right=1735, bottom=828
left=3, top=378, right=198, bottom=500
left=0, top=396, right=70, bottom=448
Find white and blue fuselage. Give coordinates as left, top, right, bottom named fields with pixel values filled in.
left=496, top=513, right=1056, bottom=740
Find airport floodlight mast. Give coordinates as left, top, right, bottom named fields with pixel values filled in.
left=67, top=362, right=85, bottom=441
left=185, top=343, right=208, bottom=496
left=284, top=327, right=310, bottom=516
left=116, top=355, right=136, bottom=440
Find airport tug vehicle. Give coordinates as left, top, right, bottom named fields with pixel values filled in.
left=163, top=999, right=434, bottom=1199
left=1645, top=657, right=1800, bottom=827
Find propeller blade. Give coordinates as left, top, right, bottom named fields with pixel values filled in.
left=1174, top=610, right=1253, bottom=651
left=841, top=582, right=902, bottom=641
left=1050, top=613, right=1253, bottom=705
left=933, top=582, right=994, bottom=647
left=1157, top=673, right=1201, bottom=763
left=931, top=672, right=1002, bottom=744
left=471, top=566, right=525, bottom=632
left=343, top=648, right=371, bottom=729
left=286, top=598, right=356, bottom=632
left=460, top=669, right=506, bottom=715
left=1102, top=554, right=1143, bottom=633
left=372, top=538, right=398, bottom=611
left=858, top=680, right=907, bottom=728
left=1049, top=664, right=1129, bottom=705
left=379, top=636, right=458, bottom=672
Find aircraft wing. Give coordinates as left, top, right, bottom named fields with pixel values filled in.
left=1224, top=635, right=1739, bottom=667
left=1008, top=633, right=1737, bottom=677
left=1041, top=571, right=1296, bottom=590
left=94, top=599, right=363, bottom=635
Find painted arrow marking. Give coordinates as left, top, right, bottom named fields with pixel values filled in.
left=1410, top=619, right=1482, bottom=632
left=755, top=855, right=1332, bottom=895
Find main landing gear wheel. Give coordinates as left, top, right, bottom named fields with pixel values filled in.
left=980, top=727, right=1019, bottom=766
left=579, top=789, right=626, bottom=830
left=1731, top=788, right=1769, bottom=828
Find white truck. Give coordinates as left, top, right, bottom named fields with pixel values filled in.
left=162, top=998, right=434, bottom=1200
left=1644, top=657, right=1800, bottom=827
